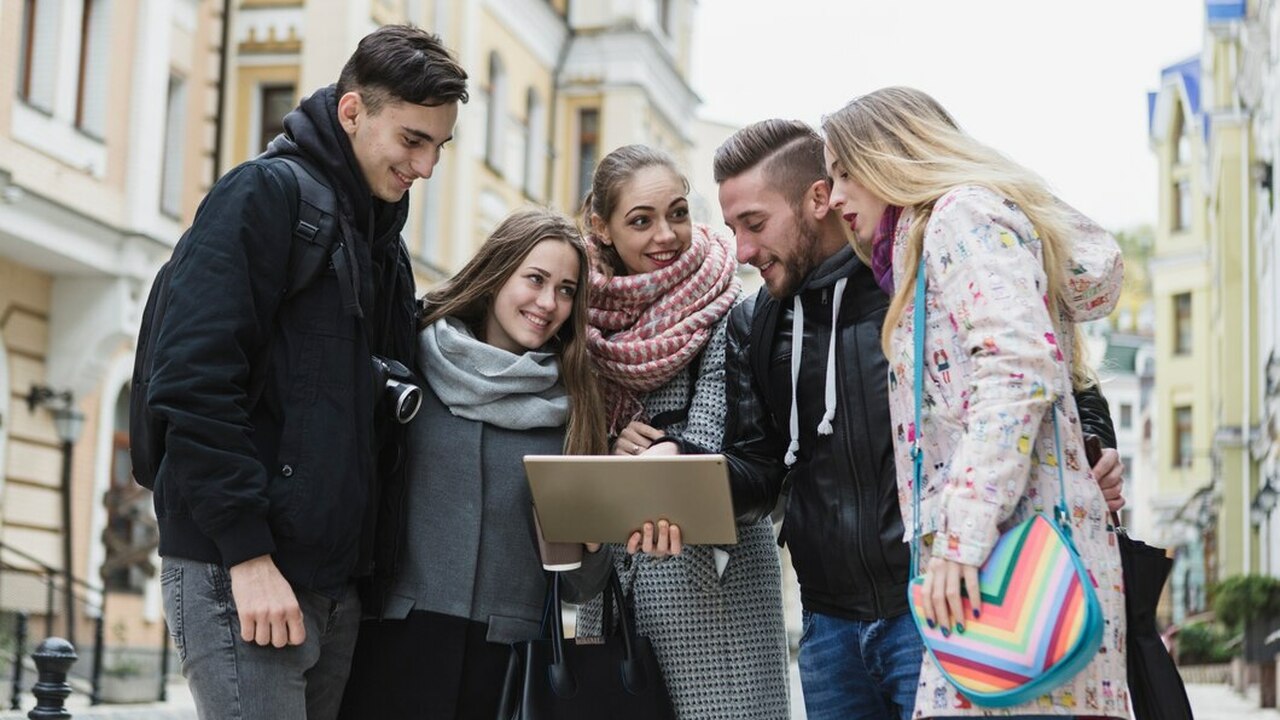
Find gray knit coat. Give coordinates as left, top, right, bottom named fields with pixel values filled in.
left=565, top=315, right=792, bottom=720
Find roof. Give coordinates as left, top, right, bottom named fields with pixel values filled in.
left=1148, top=55, right=1207, bottom=143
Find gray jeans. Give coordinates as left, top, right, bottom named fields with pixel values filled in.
left=161, top=556, right=361, bottom=720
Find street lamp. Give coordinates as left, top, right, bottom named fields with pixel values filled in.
left=1258, top=479, right=1280, bottom=515
left=26, top=385, right=84, bottom=646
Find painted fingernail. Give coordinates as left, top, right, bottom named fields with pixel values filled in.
left=973, top=608, right=981, bottom=619
left=926, top=618, right=936, bottom=629
left=956, top=623, right=965, bottom=634
left=940, top=627, right=951, bottom=638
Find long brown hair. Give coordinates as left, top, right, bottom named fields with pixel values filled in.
left=420, top=207, right=608, bottom=455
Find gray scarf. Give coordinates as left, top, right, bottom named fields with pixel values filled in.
left=418, top=317, right=569, bottom=429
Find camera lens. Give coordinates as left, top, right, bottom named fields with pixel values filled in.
left=387, top=379, right=423, bottom=424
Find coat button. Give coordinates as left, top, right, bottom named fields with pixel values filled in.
left=281, top=464, right=294, bottom=478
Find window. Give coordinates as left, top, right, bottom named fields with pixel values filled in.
left=1174, top=405, right=1193, bottom=468
left=576, top=108, right=600, bottom=206
left=159, top=74, right=187, bottom=218
left=485, top=52, right=506, bottom=174
left=75, top=0, right=110, bottom=138
left=103, top=387, right=158, bottom=594
left=1174, top=292, right=1192, bottom=355
left=17, top=0, right=59, bottom=112
left=258, top=85, right=294, bottom=154
left=1173, top=109, right=1191, bottom=165
left=524, top=88, right=545, bottom=200
left=1120, top=403, right=1133, bottom=430
left=1174, top=180, right=1192, bottom=230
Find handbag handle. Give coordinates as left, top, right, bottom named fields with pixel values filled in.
left=909, top=254, right=1073, bottom=577
left=542, top=567, right=654, bottom=697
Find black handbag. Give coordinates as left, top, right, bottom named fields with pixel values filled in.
left=496, top=568, right=676, bottom=720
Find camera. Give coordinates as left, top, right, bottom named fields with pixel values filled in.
left=371, top=355, right=423, bottom=424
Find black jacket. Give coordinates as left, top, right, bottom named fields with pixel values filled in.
left=717, top=247, right=1121, bottom=621
left=719, top=248, right=907, bottom=620
left=147, top=86, right=417, bottom=598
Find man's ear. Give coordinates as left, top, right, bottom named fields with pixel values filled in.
left=589, top=213, right=610, bottom=245
left=336, top=91, right=364, bottom=134
left=807, top=179, right=834, bottom=221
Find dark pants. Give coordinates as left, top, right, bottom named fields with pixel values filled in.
left=339, top=611, right=510, bottom=719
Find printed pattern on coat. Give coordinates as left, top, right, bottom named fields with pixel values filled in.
left=886, top=186, right=1128, bottom=718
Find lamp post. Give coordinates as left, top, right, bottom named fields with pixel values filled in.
left=26, top=386, right=84, bottom=647
left=1254, top=478, right=1280, bottom=574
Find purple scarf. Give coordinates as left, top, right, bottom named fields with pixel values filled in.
left=872, top=205, right=902, bottom=295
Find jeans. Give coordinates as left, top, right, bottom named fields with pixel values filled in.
left=161, top=556, right=361, bottom=720
left=797, top=609, right=924, bottom=720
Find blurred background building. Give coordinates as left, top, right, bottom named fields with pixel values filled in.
left=1143, top=0, right=1278, bottom=628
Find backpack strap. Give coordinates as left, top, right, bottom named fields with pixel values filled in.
left=245, top=156, right=346, bottom=412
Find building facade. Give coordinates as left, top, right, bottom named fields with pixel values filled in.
left=1147, top=0, right=1270, bottom=619
left=1, top=0, right=226, bottom=668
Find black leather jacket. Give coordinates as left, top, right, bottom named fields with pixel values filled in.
left=718, top=249, right=906, bottom=620
left=715, top=248, right=1120, bottom=621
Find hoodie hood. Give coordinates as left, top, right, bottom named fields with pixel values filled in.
left=263, top=85, right=406, bottom=236
left=1057, top=202, right=1125, bottom=322
left=797, top=246, right=860, bottom=293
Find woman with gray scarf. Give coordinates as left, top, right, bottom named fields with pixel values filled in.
left=338, top=208, right=608, bottom=719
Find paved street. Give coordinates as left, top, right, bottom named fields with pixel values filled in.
left=0, top=671, right=1274, bottom=718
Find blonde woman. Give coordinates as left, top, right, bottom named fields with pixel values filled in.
left=823, top=87, right=1128, bottom=719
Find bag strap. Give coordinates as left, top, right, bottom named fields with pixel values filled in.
left=542, top=568, right=650, bottom=697
left=909, top=254, right=1071, bottom=578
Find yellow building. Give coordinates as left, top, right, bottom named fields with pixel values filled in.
left=0, top=0, right=226, bottom=688
left=1147, top=0, right=1266, bottom=618
left=1149, top=54, right=1216, bottom=618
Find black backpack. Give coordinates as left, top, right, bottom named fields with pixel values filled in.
left=129, top=156, right=340, bottom=490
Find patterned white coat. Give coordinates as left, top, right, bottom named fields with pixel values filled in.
left=885, top=186, right=1129, bottom=718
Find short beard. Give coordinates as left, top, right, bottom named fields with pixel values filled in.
left=769, top=212, right=827, bottom=299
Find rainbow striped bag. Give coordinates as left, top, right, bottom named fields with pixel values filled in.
left=905, top=257, right=1104, bottom=708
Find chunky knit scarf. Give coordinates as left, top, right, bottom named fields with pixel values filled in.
left=588, top=224, right=741, bottom=434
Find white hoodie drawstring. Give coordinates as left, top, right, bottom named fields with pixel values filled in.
left=784, top=297, right=804, bottom=467
left=817, top=279, right=847, bottom=435
left=783, top=278, right=847, bottom=466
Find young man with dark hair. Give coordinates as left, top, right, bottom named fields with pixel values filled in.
left=713, top=119, right=920, bottom=720
left=143, top=26, right=467, bottom=719
left=710, top=119, right=1125, bottom=720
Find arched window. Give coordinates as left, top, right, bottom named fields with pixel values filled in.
left=1172, top=106, right=1191, bottom=166
left=524, top=88, right=546, bottom=200
left=485, top=52, right=506, bottom=174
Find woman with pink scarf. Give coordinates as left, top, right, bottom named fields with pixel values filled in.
left=564, top=145, right=791, bottom=719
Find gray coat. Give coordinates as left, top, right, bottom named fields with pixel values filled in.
left=383, top=385, right=585, bottom=644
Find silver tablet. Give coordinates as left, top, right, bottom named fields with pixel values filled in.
left=523, top=454, right=739, bottom=546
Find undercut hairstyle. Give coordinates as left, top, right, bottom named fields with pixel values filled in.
left=712, top=119, right=827, bottom=207
left=337, top=24, right=469, bottom=114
